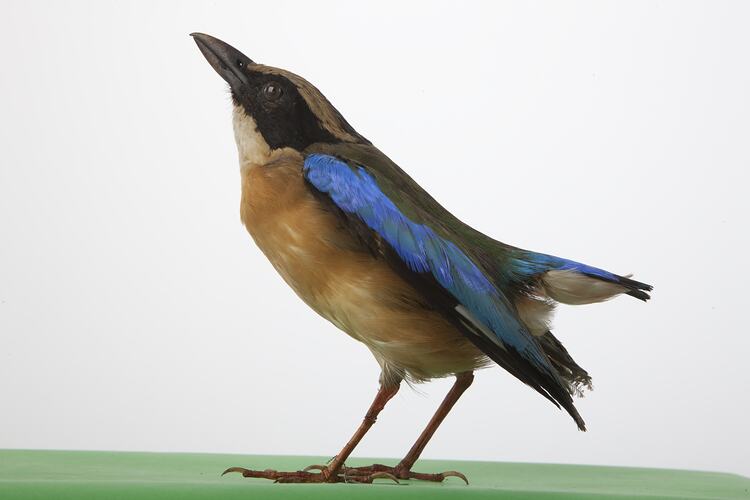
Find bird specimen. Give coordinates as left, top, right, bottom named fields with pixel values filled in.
left=192, top=33, right=652, bottom=484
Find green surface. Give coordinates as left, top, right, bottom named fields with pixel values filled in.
left=0, top=450, right=747, bottom=499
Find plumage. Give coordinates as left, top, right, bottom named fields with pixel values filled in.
left=301, top=148, right=599, bottom=429
left=237, top=146, right=487, bottom=385
left=192, top=33, right=653, bottom=483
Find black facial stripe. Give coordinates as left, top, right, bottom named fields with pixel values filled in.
left=232, top=71, right=343, bottom=151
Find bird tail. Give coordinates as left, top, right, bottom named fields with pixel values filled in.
left=536, top=256, right=653, bottom=305
left=539, top=330, right=592, bottom=397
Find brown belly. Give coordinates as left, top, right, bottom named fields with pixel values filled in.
left=239, top=154, right=486, bottom=383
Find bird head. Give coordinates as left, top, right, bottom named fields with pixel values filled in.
left=191, top=33, right=367, bottom=165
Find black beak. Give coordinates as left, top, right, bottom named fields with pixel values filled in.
left=191, top=33, right=254, bottom=91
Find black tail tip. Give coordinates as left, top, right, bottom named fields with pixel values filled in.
left=619, top=275, right=653, bottom=301
left=568, top=407, right=587, bottom=431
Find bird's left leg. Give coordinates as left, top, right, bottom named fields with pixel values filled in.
left=224, top=378, right=401, bottom=483
left=342, top=371, right=474, bottom=484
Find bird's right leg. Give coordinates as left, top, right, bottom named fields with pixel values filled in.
left=224, top=376, right=401, bottom=483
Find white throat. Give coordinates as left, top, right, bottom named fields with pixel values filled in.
left=232, top=105, right=272, bottom=171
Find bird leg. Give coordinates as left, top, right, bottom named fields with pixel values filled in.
left=342, top=371, right=474, bottom=484
left=223, top=379, right=401, bottom=484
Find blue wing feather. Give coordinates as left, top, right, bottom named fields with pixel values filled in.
left=304, top=153, right=556, bottom=373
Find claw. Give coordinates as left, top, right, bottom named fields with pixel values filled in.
left=440, top=470, right=469, bottom=485
left=368, top=471, right=400, bottom=484
left=302, top=464, right=327, bottom=473
left=222, top=466, right=249, bottom=476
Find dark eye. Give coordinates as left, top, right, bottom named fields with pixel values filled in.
left=263, top=82, right=283, bottom=101
left=236, top=59, right=245, bottom=68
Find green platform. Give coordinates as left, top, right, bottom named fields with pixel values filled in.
left=0, top=450, right=747, bottom=499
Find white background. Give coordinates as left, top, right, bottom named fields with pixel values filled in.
left=1, top=1, right=748, bottom=477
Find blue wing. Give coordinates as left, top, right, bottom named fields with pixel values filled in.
left=304, top=153, right=555, bottom=375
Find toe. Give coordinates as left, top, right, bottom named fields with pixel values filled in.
left=367, top=471, right=400, bottom=484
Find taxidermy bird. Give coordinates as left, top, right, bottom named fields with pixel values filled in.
left=191, top=33, right=652, bottom=484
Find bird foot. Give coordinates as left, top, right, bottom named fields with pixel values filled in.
left=341, top=463, right=468, bottom=484
left=222, top=465, right=400, bottom=484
